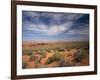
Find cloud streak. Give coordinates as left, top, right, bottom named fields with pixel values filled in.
left=23, top=21, right=73, bottom=35
left=22, top=11, right=89, bottom=41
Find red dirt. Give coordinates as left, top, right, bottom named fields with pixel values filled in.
left=22, top=55, right=30, bottom=63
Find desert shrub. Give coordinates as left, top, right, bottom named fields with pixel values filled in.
left=45, top=52, right=61, bottom=64
left=32, top=49, right=38, bottom=52
left=76, top=47, right=80, bottom=50
left=65, top=61, right=72, bottom=67
left=53, top=47, right=61, bottom=51
left=35, top=60, right=40, bottom=64
left=73, top=48, right=85, bottom=62
left=59, top=59, right=71, bottom=67
left=67, top=48, right=71, bottom=51
left=59, top=58, right=66, bottom=67
left=45, top=58, right=52, bottom=64
left=44, top=48, right=51, bottom=52
left=22, top=49, right=33, bottom=55
left=58, top=48, right=65, bottom=52
left=37, top=49, right=46, bottom=58
left=46, top=49, right=52, bottom=53
left=52, top=53, right=61, bottom=61
left=22, top=62, right=27, bottom=69
left=83, top=47, right=89, bottom=54
left=40, top=52, right=45, bottom=58
left=32, top=49, right=46, bottom=57
left=51, top=48, right=56, bottom=51
left=52, top=54, right=60, bottom=61
left=30, top=55, right=34, bottom=61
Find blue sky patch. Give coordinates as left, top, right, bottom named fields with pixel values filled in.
left=22, top=11, right=89, bottom=42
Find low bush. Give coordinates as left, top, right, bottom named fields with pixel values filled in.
left=22, top=62, right=27, bottom=69
left=73, top=48, right=85, bottom=62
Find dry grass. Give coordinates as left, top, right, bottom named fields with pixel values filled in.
left=22, top=41, right=89, bottom=69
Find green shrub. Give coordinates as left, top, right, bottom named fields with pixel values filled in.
left=45, top=52, right=61, bottom=64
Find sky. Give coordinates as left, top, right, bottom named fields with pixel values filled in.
left=22, top=11, right=89, bottom=42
